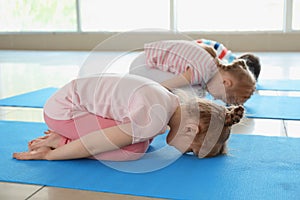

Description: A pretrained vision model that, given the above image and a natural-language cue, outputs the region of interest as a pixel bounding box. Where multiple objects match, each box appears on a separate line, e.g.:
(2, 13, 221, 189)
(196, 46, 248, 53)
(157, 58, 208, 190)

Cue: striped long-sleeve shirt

(144, 40, 218, 87)
(195, 39, 236, 64)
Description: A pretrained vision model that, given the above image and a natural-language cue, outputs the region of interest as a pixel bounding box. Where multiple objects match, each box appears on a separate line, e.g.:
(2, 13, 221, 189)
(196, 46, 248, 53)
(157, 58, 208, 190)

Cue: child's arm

(13, 123, 133, 160)
(160, 67, 192, 90)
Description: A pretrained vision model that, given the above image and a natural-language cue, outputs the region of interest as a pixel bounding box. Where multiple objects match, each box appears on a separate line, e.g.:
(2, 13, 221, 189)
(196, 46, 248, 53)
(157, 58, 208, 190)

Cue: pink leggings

(44, 113, 150, 161)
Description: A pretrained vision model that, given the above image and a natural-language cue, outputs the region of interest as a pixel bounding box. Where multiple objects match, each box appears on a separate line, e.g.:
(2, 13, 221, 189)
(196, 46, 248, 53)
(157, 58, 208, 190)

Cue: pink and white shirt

(44, 74, 179, 144)
(144, 40, 218, 87)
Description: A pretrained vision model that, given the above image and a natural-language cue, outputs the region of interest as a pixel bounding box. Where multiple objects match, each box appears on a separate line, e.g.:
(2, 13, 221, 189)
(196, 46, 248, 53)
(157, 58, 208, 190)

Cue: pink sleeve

(130, 104, 169, 143)
(127, 84, 179, 144)
(189, 58, 218, 86)
(144, 40, 218, 86)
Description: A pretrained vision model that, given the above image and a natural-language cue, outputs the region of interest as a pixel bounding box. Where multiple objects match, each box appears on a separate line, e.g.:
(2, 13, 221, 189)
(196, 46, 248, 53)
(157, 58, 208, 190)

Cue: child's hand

(13, 146, 52, 160)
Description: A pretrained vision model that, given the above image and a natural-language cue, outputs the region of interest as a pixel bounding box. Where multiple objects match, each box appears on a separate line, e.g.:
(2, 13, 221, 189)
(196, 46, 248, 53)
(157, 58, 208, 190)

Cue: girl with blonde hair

(130, 40, 256, 105)
(13, 74, 244, 161)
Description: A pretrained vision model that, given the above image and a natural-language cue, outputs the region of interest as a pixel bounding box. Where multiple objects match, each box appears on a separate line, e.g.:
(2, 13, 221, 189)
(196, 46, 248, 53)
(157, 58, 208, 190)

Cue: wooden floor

(0, 50, 300, 199)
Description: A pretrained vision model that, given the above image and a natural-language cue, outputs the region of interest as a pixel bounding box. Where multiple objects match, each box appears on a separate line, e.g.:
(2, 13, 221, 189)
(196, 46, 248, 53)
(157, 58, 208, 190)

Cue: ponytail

(225, 105, 244, 126)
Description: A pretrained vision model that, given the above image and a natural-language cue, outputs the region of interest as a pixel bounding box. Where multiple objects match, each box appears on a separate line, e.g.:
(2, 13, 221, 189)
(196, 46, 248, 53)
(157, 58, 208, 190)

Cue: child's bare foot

(14, 146, 52, 160)
(28, 130, 64, 151)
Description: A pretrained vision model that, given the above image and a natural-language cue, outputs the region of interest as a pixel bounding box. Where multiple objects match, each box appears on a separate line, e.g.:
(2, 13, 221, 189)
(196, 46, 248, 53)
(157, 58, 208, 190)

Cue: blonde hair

(200, 44, 217, 58)
(218, 59, 256, 90)
(202, 44, 255, 85)
(185, 98, 244, 158)
(201, 44, 256, 103)
(219, 59, 256, 104)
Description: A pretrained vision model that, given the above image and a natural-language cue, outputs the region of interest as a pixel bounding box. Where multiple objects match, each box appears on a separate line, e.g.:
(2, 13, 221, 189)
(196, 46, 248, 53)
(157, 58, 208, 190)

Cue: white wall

(1, 32, 299, 51)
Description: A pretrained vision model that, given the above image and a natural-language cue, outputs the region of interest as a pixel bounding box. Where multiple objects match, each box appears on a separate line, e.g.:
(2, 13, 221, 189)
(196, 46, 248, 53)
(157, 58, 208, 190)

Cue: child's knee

(120, 141, 150, 161)
(122, 140, 149, 153)
(92, 140, 150, 161)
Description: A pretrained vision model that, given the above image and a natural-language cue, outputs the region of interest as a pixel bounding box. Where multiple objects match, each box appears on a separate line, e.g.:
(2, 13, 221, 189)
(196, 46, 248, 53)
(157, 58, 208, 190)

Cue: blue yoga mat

(244, 94, 300, 120)
(257, 79, 300, 91)
(1, 120, 300, 199)
(206, 93, 300, 120)
(1, 88, 300, 120)
(0, 87, 57, 108)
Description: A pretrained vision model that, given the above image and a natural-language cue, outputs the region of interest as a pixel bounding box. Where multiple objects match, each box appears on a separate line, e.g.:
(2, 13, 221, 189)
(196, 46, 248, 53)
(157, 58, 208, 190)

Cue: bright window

(177, 0, 285, 31)
(80, 0, 170, 31)
(293, 0, 300, 30)
(0, 0, 77, 32)
(0, 0, 299, 33)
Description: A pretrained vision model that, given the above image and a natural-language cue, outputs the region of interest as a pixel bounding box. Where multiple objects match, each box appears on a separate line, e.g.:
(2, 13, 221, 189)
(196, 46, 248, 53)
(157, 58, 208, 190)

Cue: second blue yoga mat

(1, 88, 300, 120)
(257, 79, 300, 91)
(1, 120, 300, 199)
(206, 93, 300, 120)
(0, 87, 57, 108)
(244, 94, 300, 120)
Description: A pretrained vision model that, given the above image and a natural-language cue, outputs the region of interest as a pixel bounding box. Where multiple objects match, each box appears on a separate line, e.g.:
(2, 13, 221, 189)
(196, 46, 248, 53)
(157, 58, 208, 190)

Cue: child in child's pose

(196, 38, 261, 80)
(130, 40, 256, 105)
(13, 74, 244, 161)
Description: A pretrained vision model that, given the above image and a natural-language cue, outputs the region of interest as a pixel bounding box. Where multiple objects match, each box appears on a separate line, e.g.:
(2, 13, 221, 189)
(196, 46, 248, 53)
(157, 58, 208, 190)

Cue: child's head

(207, 59, 256, 105)
(199, 44, 256, 105)
(238, 53, 261, 81)
(219, 59, 256, 104)
(200, 43, 261, 81)
(167, 98, 244, 158)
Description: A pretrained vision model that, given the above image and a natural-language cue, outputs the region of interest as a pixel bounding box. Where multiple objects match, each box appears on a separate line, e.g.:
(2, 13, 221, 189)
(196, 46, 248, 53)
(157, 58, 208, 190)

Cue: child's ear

(184, 124, 199, 135)
(223, 78, 233, 88)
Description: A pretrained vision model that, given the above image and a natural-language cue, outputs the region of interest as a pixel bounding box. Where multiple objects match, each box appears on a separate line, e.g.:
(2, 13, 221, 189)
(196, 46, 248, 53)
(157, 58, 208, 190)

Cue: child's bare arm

(13, 123, 133, 160)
